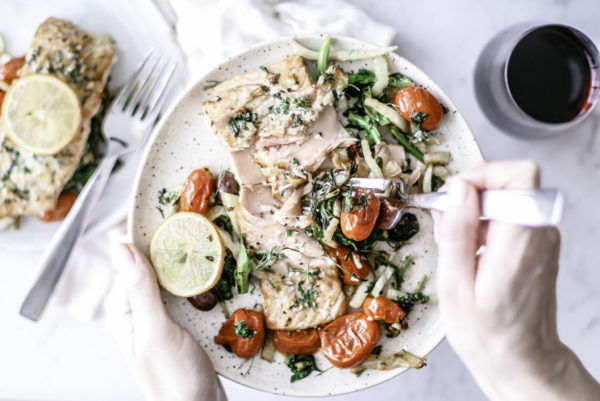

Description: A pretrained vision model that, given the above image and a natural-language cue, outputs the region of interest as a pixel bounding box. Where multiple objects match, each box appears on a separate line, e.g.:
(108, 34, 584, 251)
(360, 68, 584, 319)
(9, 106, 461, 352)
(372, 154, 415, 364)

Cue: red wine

(506, 25, 593, 123)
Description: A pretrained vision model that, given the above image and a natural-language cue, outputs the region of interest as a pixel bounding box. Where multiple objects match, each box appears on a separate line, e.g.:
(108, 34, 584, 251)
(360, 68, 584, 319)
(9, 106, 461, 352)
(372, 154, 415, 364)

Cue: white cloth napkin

(54, 0, 395, 323)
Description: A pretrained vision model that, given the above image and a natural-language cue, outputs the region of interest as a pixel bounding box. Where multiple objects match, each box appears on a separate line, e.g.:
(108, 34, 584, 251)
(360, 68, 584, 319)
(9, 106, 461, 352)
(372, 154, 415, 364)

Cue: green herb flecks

(391, 255, 412, 290)
(203, 80, 222, 90)
(396, 275, 429, 315)
(253, 247, 286, 273)
(410, 111, 429, 130)
(287, 354, 321, 382)
(228, 110, 257, 137)
(302, 171, 342, 246)
(293, 280, 319, 310)
(234, 320, 256, 338)
(156, 187, 181, 218)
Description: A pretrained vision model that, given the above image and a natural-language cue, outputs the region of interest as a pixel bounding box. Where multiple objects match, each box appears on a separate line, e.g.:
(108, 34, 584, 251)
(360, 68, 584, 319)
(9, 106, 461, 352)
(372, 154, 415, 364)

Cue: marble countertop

(2, 0, 600, 400)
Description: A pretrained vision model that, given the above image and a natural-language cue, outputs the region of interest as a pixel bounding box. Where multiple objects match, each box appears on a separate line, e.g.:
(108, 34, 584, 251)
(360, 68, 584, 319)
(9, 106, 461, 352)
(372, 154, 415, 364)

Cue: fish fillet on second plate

(0, 18, 115, 217)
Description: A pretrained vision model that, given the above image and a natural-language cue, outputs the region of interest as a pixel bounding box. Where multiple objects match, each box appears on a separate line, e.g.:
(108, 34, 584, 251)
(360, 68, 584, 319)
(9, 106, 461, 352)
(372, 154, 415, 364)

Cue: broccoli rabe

(213, 249, 236, 301)
(287, 354, 321, 382)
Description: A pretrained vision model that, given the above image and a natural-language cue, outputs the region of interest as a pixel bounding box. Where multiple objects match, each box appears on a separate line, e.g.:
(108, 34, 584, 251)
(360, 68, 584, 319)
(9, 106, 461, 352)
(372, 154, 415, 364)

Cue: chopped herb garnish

(287, 354, 321, 382)
(203, 80, 222, 90)
(410, 111, 429, 130)
(253, 247, 285, 272)
(228, 110, 256, 137)
(293, 280, 318, 309)
(396, 275, 429, 315)
(234, 320, 256, 338)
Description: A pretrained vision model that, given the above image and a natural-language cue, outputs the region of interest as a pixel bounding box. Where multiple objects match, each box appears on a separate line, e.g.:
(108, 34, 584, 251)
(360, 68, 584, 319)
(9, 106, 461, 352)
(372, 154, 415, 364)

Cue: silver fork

(19, 53, 177, 321)
(349, 177, 564, 228)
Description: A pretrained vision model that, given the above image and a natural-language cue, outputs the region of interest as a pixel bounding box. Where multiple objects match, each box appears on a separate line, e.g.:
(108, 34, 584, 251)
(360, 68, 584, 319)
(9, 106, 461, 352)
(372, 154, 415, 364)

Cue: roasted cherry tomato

(319, 312, 380, 368)
(180, 168, 213, 214)
(394, 86, 443, 131)
(363, 296, 406, 324)
(0, 91, 5, 114)
(273, 328, 321, 355)
(0, 56, 25, 84)
(325, 245, 370, 285)
(340, 188, 380, 242)
(214, 308, 265, 359)
(38, 191, 77, 222)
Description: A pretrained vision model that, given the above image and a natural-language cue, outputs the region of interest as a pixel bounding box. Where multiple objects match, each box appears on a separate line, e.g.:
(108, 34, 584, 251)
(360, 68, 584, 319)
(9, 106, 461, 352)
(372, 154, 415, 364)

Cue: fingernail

(449, 179, 468, 206)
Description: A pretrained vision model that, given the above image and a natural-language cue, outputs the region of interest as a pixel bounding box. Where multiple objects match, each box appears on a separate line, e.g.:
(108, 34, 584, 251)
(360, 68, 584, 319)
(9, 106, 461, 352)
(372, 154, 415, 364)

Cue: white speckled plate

(0, 0, 185, 251)
(129, 35, 483, 397)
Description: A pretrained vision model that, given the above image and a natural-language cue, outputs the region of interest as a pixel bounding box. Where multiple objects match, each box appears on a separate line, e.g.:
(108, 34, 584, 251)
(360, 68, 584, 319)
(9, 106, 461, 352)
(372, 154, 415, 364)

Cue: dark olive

(218, 171, 240, 196)
(188, 290, 218, 311)
(375, 197, 405, 229)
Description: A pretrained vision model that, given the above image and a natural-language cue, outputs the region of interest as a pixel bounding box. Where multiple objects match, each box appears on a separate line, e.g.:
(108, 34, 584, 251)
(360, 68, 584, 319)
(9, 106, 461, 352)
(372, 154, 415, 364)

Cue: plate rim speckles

(128, 34, 483, 396)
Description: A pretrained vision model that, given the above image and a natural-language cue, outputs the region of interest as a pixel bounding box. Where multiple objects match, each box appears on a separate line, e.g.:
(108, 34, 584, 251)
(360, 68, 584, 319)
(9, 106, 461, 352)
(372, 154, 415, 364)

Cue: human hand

(106, 243, 227, 401)
(433, 161, 599, 401)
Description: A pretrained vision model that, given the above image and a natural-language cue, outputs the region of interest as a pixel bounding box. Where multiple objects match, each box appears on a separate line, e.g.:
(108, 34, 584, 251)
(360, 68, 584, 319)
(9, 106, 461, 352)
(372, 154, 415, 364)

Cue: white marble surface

(2, 0, 600, 400)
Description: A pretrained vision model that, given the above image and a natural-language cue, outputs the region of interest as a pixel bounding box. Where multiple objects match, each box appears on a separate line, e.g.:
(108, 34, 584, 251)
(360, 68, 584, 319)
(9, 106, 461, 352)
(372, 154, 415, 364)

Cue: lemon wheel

(150, 212, 225, 297)
(2, 74, 81, 155)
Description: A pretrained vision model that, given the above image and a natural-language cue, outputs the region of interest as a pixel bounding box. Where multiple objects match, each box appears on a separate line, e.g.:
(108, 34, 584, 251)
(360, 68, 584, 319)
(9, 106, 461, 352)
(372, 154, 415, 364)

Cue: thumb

(115, 243, 170, 330)
(436, 179, 479, 309)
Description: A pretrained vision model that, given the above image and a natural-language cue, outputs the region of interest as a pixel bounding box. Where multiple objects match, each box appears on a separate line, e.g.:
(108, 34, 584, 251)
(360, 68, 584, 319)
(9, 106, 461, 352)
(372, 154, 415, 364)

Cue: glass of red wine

(475, 23, 600, 138)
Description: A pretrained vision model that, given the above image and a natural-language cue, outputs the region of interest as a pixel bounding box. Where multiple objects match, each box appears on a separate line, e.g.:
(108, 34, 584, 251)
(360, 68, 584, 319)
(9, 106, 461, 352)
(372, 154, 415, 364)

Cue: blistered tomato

(0, 56, 25, 84)
(319, 312, 379, 368)
(363, 296, 406, 324)
(38, 191, 77, 222)
(394, 86, 443, 131)
(273, 328, 321, 355)
(214, 309, 265, 359)
(340, 188, 380, 242)
(180, 168, 213, 214)
(325, 245, 370, 285)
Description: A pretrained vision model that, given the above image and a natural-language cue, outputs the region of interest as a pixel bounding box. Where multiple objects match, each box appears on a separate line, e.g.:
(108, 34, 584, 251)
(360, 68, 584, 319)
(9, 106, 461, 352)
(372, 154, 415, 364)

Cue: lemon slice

(2, 74, 81, 155)
(150, 212, 225, 297)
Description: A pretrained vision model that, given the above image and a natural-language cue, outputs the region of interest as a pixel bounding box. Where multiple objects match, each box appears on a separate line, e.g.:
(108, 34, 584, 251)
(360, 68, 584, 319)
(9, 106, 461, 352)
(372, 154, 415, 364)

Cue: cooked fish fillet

(0, 17, 115, 217)
(203, 57, 348, 200)
(203, 56, 355, 330)
(239, 186, 346, 330)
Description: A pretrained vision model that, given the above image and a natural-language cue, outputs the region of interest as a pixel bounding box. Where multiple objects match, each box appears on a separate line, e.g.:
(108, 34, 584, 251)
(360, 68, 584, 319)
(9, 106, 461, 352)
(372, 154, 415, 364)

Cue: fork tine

(113, 51, 153, 109)
(137, 57, 169, 118)
(125, 54, 161, 115)
(142, 61, 177, 122)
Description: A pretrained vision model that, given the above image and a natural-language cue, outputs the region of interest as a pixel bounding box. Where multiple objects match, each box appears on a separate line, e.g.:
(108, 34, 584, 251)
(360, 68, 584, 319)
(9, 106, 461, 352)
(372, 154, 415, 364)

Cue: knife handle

(406, 189, 564, 227)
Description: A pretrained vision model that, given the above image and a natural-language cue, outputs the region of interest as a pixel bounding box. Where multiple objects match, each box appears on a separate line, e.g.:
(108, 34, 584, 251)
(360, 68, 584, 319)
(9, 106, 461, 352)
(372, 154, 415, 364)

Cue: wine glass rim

(502, 23, 600, 127)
